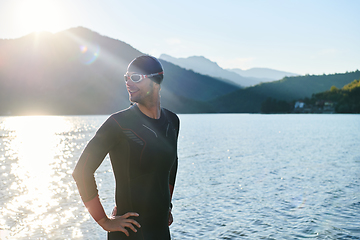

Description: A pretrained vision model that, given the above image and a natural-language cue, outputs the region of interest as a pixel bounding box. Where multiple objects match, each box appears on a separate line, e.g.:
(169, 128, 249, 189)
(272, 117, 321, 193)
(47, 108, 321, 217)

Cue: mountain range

(0, 27, 238, 115)
(159, 54, 298, 87)
(0, 27, 359, 115)
(228, 67, 298, 80)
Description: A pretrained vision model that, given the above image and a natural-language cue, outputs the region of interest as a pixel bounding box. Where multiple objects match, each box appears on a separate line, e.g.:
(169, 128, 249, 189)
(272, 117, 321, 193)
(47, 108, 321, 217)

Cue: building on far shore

(293, 100, 335, 113)
(294, 101, 305, 109)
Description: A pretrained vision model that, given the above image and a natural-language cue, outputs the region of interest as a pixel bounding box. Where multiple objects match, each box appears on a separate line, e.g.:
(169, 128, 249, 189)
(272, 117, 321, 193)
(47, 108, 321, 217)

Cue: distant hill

(295, 79, 360, 113)
(210, 71, 360, 113)
(0, 27, 239, 115)
(159, 60, 238, 102)
(228, 67, 298, 80)
(159, 54, 298, 86)
(159, 54, 270, 87)
(0, 27, 142, 115)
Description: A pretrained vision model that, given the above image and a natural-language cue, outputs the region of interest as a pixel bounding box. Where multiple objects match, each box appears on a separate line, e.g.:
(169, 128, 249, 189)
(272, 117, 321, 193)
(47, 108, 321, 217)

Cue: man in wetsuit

(72, 55, 179, 239)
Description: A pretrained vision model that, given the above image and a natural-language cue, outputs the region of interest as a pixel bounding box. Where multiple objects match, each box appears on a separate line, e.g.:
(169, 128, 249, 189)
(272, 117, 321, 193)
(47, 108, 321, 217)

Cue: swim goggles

(124, 71, 163, 83)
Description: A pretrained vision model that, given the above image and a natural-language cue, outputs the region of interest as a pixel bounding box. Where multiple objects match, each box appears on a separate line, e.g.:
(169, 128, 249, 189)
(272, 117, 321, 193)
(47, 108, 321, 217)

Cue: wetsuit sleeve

(169, 115, 180, 208)
(169, 157, 178, 206)
(72, 116, 120, 221)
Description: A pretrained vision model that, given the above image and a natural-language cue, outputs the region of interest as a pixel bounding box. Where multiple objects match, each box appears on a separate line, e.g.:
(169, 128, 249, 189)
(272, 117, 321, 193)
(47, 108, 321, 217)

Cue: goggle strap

(145, 71, 164, 78)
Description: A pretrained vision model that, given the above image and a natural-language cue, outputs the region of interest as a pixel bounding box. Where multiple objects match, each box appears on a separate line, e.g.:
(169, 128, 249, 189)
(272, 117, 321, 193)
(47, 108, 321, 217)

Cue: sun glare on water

(0, 116, 86, 238)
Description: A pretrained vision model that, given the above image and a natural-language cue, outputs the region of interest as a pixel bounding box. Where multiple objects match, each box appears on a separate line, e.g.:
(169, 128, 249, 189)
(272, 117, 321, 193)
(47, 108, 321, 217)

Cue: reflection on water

(171, 114, 360, 239)
(0, 116, 102, 239)
(1, 114, 359, 239)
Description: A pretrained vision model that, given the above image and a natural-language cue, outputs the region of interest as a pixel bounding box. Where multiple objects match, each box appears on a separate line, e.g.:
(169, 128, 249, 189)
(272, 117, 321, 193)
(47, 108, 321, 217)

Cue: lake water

(0, 114, 359, 239)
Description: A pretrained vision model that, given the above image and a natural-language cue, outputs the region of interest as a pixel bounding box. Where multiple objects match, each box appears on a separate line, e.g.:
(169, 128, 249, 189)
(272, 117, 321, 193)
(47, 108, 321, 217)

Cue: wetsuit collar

(132, 104, 166, 126)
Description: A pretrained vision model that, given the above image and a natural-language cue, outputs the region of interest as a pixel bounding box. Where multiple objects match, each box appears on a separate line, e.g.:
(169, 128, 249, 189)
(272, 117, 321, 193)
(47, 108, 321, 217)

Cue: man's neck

(136, 101, 161, 119)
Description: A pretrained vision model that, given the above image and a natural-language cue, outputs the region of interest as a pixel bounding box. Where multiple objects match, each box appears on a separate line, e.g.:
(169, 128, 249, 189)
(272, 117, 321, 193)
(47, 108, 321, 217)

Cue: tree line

(261, 79, 360, 114)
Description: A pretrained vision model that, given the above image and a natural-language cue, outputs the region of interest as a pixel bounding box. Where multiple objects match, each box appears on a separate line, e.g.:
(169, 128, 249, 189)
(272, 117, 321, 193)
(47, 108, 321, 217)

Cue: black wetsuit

(73, 105, 179, 240)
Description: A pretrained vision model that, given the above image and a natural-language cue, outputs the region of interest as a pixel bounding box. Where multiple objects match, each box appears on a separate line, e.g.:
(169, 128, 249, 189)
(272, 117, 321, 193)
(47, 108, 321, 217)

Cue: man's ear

(154, 82, 161, 91)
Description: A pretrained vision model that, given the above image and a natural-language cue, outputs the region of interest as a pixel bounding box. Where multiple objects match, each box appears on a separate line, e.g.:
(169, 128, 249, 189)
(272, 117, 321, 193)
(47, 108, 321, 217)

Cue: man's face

(125, 72, 155, 104)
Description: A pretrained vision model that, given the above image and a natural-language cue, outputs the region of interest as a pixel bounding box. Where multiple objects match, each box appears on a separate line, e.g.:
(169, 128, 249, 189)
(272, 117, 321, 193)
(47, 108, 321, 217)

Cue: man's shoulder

(163, 108, 178, 117)
(108, 105, 138, 126)
(163, 108, 180, 125)
(111, 105, 135, 117)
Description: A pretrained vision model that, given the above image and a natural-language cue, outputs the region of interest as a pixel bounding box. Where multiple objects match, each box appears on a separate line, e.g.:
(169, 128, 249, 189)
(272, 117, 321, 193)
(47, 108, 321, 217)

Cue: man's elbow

(72, 167, 80, 182)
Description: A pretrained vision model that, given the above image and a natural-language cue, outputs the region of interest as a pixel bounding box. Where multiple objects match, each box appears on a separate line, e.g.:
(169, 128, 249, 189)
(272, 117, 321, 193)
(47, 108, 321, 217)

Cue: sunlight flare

(13, 0, 65, 33)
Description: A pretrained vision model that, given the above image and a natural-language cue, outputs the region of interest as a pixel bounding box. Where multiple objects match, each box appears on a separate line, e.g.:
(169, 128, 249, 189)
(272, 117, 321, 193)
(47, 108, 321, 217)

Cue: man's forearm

(83, 195, 107, 222)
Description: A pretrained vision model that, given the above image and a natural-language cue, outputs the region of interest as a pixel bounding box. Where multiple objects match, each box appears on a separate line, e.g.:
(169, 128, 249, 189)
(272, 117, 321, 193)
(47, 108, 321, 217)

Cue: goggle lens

(131, 75, 141, 82)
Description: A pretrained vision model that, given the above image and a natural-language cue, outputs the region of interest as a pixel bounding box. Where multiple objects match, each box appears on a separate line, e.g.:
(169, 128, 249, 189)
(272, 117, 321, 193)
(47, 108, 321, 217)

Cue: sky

(0, 0, 359, 75)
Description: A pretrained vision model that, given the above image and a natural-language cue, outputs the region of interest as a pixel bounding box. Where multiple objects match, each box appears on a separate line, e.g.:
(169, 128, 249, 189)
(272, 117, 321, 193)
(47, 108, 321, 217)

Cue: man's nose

(126, 79, 135, 87)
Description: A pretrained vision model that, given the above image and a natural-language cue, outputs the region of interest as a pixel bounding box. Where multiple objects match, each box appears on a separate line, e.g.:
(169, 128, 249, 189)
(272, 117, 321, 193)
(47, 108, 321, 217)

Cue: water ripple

(1, 114, 359, 239)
